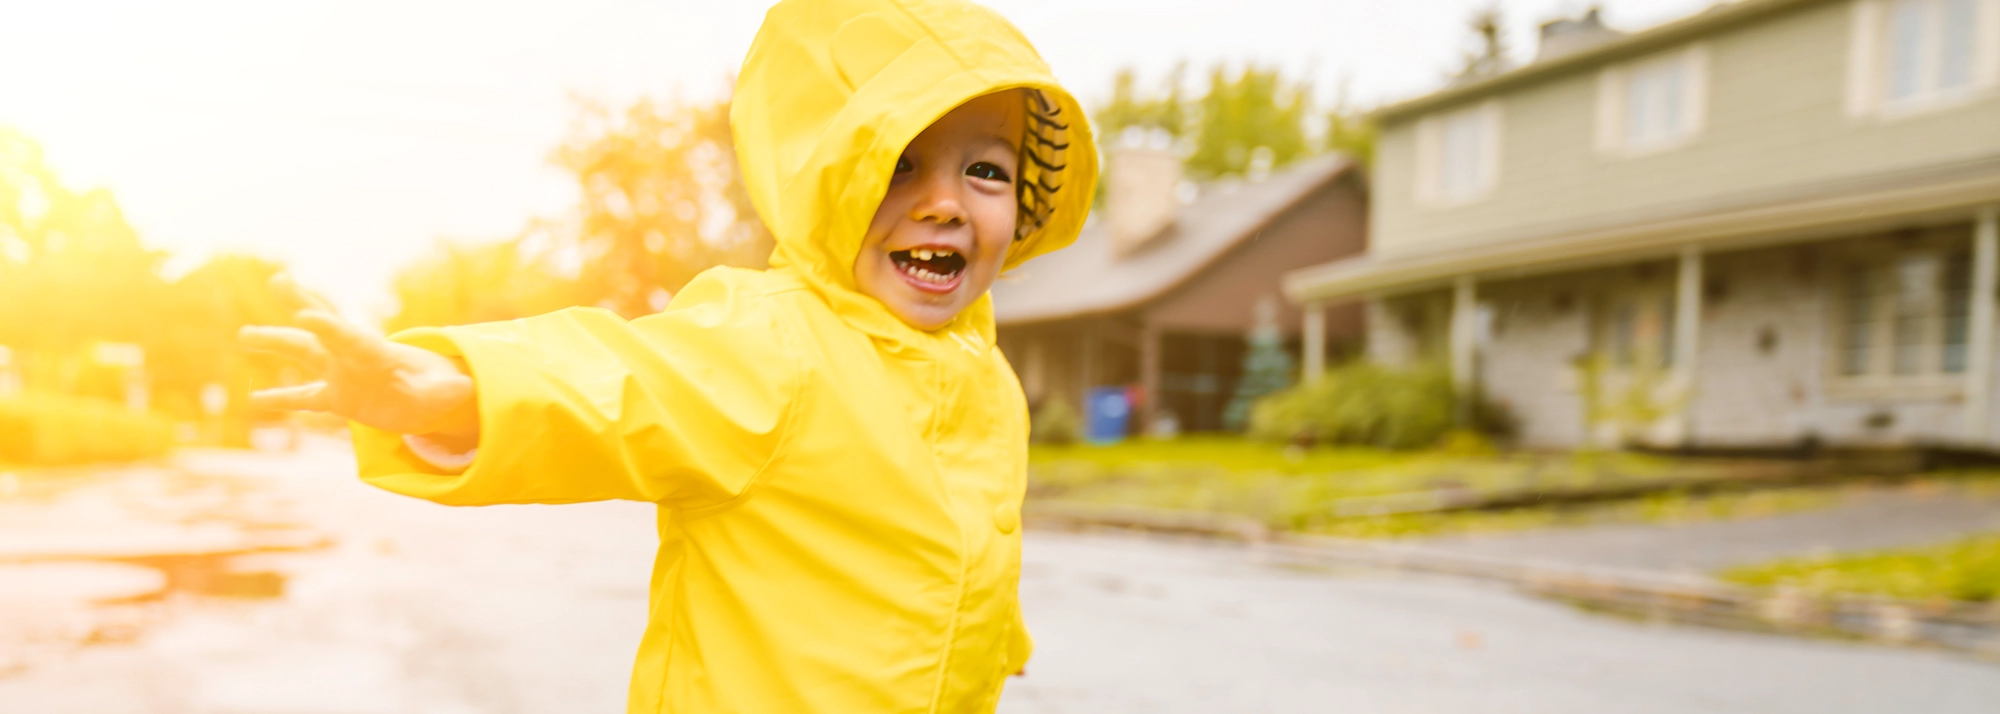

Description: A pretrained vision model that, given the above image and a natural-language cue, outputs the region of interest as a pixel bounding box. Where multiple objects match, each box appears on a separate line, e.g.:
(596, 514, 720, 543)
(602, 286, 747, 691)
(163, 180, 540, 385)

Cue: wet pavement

(3, 442, 1997, 712)
(0, 441, 655, 713)
(1000, 532, 2000, 714)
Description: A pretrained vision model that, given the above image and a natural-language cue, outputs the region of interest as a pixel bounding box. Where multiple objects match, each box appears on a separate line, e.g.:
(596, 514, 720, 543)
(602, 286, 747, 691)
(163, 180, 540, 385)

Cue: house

(993, 134, 1368, 433)
(1283, 0, 2000, 450)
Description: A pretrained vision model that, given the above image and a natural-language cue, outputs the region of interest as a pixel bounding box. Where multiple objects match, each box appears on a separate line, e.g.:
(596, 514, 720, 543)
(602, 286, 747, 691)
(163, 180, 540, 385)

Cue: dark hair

(1015, 89, 1070, 242)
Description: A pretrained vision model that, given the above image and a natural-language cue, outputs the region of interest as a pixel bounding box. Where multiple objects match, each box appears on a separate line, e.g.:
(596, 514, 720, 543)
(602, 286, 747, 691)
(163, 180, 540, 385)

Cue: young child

(239, 0, 1096, 711)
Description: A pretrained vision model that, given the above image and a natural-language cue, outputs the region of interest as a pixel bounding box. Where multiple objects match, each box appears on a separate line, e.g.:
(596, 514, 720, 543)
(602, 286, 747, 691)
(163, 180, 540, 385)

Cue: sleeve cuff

(402, 433, 477, 473)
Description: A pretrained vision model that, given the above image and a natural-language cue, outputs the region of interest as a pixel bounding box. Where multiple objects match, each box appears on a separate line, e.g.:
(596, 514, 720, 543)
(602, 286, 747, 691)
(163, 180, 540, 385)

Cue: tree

(1223, 296, 1294, 432)
(1094, 64, 1189, 139)
(383, 233, 583, 333)
(1095, 62, 1314, 182)
(1186, 63, 1311, 180)
(386, 92, 772, 330)
(1323, 78, 1378, 168)
(1454, 5, 1513, 81)
(385, 93, 770, 328)
(153, 254, 298, 443)
(0, 128, 168, 391)
(553, 95, 771, 318)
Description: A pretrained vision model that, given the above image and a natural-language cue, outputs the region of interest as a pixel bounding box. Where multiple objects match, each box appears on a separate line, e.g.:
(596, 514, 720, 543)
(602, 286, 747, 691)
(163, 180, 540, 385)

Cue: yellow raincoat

(349, 1, 1097, 711)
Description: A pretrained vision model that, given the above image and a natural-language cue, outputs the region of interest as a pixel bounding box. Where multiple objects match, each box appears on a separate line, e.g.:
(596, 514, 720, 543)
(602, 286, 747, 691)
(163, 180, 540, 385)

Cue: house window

(1597, 46, 1709, 155)
(1849, 0, 2000, 115)
(1837, 251, 1970, 378)
(1415, 101, 1502, 205)
(1595, 292, 1676, 370)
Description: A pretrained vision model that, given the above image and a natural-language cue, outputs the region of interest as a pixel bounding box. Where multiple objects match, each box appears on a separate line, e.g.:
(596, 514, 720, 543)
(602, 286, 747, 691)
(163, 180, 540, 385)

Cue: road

(2, 444, 1995, 713)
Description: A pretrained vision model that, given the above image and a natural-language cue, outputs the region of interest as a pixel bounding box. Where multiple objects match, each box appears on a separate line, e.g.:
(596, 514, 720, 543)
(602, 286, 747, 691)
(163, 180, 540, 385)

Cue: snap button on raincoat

(348, 1, 1097, 711)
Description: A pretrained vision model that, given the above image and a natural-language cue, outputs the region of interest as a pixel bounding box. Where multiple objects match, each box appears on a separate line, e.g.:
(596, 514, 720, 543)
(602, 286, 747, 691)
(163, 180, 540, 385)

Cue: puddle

(109, 552, 295, 601)
(0, 461, 330, 680)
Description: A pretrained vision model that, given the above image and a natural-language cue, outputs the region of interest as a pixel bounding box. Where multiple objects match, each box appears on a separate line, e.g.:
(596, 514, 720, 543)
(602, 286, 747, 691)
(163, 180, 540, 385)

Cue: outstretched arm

(241, 270, 797, 508)
(239, 276, 481, 451)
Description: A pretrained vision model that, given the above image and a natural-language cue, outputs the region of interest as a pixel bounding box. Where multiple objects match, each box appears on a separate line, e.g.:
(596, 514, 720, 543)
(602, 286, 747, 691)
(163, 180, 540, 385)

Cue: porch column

(1449, 275, 1478, 391)
(1075, 325, 1095, 412)
(1965, 205, 2000, 444)
(1302, 301, 1327, 384)
(1674, 244, 1704, 445)
(1139, 323, 1162, 430)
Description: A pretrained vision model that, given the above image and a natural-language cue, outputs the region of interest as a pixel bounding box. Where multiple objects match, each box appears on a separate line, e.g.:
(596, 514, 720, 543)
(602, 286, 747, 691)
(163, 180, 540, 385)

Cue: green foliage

(0, 128, 168, 355)
(1186, 64, 1311, 180)
(1028, 436, 1833, 539)
(554, 96, 771, 318)
(1222, 304, 1293, 432)
(384, 238, 585, 333)
(1094, 62, 1314, 183)
(1722, 533, 2000, 602)
(1094, 65, 1189, 139)
(1030, 397, 1083, 445)
(0, 129, 297, 441)
(1322, 107, 1377, 168)
(0, 394, 173, 465)
(1247, 362, 1460, 449)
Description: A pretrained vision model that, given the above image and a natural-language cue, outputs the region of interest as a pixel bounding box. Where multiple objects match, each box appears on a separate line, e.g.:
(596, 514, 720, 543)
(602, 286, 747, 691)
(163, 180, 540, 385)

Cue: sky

(1, 0, 1711, 317)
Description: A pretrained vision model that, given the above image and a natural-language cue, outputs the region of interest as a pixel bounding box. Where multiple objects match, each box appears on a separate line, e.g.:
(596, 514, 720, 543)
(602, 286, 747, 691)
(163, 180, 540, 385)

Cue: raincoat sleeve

(1008, 608, 1034, 672)
(349, 273, 799, 508)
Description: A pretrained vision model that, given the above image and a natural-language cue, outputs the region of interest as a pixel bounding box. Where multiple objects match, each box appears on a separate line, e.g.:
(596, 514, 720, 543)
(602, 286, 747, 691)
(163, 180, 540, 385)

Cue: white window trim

(1413, 100, 1503, 208)
(1846, 0, 2000, 120)
(1824, 242, 1974, 399)
(1596, 44, 1710, 157)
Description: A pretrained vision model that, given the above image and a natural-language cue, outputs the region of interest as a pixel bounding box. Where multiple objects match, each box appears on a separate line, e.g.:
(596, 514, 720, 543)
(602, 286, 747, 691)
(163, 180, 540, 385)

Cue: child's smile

(854, 90, 1025, 331)
(888, 246, 969, 293)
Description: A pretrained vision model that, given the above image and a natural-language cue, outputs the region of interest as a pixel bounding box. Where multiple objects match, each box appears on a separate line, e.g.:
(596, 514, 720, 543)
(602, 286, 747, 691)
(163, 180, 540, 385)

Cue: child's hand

(239, 276, 479, 446)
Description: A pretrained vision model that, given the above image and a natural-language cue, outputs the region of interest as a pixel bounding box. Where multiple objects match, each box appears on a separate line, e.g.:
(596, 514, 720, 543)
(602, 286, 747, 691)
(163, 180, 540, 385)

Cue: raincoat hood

(732, 0, 1097, 339)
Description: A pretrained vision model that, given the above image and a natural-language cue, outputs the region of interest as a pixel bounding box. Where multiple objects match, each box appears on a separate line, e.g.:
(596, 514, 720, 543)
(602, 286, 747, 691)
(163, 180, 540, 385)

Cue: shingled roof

(992, 153, 1356, 325)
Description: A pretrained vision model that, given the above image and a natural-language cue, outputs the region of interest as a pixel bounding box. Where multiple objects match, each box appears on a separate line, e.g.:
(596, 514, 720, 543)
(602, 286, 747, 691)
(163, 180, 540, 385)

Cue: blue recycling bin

(1085, 386, 1130, 444)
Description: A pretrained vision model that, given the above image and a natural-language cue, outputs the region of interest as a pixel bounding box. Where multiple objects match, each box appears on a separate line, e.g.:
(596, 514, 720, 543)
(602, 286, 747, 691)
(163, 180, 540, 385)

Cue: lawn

(1720, 532, 2000, 602)
(1027, 436, 1853, 539)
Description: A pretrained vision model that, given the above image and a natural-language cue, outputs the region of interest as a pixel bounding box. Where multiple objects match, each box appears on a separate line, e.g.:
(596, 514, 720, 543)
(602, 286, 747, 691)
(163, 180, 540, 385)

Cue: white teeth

(904, 248, 956, 261)
(900, 262, 954, 285)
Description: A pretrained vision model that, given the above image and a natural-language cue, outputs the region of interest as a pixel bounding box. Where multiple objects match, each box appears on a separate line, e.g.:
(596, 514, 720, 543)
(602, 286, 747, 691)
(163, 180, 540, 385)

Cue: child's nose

(909, 171, 968, 226)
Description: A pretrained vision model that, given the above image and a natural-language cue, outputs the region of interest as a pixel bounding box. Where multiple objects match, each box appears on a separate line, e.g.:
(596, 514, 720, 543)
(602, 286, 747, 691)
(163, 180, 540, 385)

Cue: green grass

(1026, 436, 1912, 540)
(1721, 532, 2000, 602)
(1302, 486, 1845, 539)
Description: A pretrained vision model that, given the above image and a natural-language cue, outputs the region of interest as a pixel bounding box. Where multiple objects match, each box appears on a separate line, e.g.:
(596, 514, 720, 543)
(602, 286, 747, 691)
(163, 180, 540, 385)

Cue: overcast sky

(1, 0, 1710, 316)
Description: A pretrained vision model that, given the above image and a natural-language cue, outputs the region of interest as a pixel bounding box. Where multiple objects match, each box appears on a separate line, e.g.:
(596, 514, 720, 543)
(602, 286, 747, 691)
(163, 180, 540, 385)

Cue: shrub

(1030, 397, 1083, 445)
(0, 394, 174, 465)
(1247, 362, 1512, 450)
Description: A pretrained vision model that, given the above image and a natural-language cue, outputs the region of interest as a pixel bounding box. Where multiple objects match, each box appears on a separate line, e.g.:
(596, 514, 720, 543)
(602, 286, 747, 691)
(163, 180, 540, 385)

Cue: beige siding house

(1285, 0, 2000, 449)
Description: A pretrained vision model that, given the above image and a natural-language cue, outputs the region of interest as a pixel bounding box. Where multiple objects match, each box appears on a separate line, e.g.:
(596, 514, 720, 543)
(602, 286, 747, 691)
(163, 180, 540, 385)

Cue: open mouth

(889, 247, 967, 291)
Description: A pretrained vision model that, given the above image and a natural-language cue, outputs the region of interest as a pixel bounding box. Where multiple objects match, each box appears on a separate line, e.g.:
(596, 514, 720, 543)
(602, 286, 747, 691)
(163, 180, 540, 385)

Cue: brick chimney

(1107, 126, 1182, 256)
(1536, 7, 1624, 62)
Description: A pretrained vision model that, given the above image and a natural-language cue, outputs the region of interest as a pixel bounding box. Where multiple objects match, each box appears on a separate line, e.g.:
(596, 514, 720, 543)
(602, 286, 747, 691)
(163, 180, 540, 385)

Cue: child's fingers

(248, 382, 332, 413)
(238, 325, 331, 370)
(295, 310, 383, 361)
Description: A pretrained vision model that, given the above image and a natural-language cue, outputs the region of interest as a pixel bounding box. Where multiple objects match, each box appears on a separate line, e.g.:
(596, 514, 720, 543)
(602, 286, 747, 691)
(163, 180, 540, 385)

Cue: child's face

(853, 91, 1023, 332)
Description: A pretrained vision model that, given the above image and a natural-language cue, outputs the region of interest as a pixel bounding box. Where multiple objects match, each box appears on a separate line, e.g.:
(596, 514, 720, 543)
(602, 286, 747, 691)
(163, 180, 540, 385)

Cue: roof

(1375, 0, 1822, 123)
(1283, 154, 2000, 303)
(993, 154, 1356, 325)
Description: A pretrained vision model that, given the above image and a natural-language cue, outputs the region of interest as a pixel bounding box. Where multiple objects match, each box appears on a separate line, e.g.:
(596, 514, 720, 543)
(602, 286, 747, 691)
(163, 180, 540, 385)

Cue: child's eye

(966, 161, 1011, 183)
(894, 155, 914, 174)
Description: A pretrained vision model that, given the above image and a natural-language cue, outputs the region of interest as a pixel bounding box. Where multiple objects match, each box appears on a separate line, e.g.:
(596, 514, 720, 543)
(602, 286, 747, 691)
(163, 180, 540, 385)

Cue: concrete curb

(1025, 505, 2000, 658)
